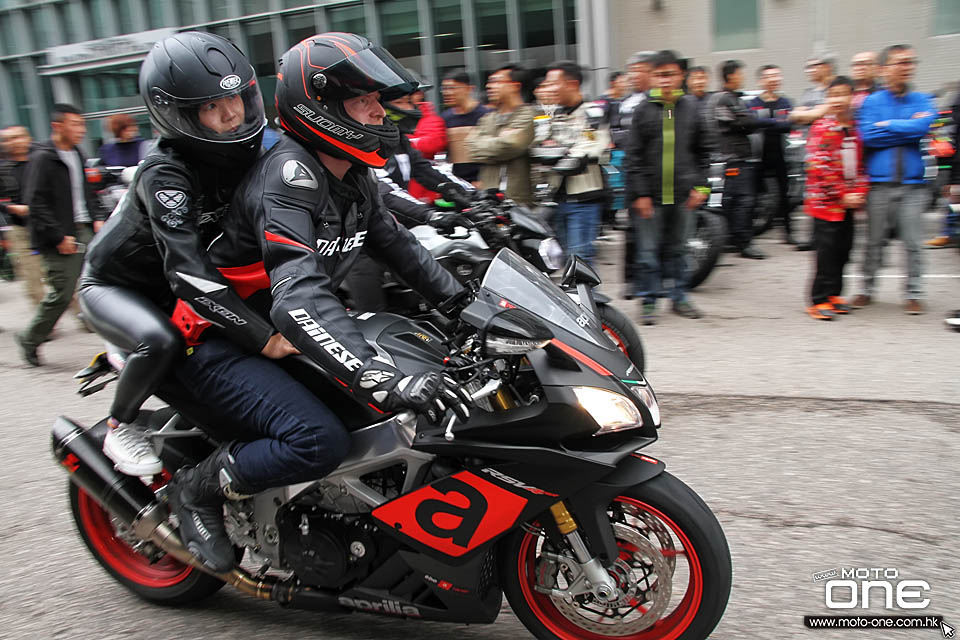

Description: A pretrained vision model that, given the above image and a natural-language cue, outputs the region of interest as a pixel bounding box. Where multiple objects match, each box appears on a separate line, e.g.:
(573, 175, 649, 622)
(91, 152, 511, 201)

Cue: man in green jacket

(626, 50, 711, 324)
(467, 64, 535, 206)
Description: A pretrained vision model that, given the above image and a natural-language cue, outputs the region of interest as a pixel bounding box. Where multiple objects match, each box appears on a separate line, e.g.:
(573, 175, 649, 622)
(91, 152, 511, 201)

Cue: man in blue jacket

(853, 44, 935, 315)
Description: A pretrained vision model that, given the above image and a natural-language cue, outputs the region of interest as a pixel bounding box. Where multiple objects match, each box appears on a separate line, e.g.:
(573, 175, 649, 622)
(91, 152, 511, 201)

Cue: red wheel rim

(76, 474, 194, 588)
(602, 323, 629, 358)
(517, 496, 704, 640)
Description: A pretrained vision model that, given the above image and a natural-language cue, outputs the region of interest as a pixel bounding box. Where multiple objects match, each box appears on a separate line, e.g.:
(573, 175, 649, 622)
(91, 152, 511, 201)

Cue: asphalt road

(1, 214, 958, 639)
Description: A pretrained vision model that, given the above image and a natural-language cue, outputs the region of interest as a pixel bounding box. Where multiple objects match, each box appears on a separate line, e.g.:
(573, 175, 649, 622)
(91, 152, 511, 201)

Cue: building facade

(2, 0, 958, 153)
(0, 0, 578, 153)
(594, 0, 960, 104)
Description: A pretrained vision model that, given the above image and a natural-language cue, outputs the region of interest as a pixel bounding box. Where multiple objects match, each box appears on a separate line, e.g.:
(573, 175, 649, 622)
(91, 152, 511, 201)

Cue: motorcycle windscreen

(480, 249, 612, 348)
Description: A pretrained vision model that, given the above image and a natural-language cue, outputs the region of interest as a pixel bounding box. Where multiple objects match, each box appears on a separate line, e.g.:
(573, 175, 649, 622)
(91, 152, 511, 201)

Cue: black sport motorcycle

(53, 249, 731, 639)
(345, 189, 646, 373)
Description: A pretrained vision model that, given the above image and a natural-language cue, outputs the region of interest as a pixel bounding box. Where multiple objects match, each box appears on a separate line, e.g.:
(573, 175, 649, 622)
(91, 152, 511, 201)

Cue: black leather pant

(78, 270, 184, 424)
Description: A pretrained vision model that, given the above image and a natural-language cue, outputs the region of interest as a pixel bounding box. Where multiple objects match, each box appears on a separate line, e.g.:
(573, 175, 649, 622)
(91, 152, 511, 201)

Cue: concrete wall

(608, 0, 960, 104)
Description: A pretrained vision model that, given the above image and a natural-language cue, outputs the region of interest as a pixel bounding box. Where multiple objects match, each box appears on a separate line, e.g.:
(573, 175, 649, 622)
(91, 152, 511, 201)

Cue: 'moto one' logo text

(825, 568, 930, 610)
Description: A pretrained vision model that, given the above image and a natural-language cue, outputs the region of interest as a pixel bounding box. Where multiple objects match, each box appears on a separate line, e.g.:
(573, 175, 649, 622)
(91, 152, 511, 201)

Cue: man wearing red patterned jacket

(805, 76, 869, 320)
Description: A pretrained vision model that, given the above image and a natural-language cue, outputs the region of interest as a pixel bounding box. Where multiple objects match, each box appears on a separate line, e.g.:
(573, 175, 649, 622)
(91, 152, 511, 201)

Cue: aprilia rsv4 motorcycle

(53, 249, 731, 639)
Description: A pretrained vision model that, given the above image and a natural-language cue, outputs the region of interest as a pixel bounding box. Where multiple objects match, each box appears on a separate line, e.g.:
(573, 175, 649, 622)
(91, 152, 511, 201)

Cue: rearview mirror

(560, 256, 601, 288)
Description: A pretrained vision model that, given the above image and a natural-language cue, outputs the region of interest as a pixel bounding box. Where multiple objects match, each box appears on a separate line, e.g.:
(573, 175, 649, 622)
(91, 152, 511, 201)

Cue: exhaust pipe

(51, 416, 345, 610)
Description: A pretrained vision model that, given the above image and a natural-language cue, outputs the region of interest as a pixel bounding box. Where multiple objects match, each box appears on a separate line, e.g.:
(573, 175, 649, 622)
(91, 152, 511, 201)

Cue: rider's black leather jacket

(206, 134, 463, 378)
(83, 142, 275, 353)
(375, 134, 470, 227)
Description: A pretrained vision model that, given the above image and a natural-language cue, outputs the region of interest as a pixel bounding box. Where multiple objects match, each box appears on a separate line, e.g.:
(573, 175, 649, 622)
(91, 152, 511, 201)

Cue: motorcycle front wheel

(501, 472, 732, 640)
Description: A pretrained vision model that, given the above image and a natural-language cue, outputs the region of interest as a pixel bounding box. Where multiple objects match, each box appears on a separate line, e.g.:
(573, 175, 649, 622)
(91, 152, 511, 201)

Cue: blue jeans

(634, 204, 693, 304)
(555, 200, 602, 265)
(173, 338, 351, 492)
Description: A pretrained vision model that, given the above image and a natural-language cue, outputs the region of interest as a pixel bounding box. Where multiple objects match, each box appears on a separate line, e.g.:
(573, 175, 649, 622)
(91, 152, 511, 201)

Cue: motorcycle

(345, 187, 646, 373)
(53, 249, 732, 639)
(85, 161, 136, 215)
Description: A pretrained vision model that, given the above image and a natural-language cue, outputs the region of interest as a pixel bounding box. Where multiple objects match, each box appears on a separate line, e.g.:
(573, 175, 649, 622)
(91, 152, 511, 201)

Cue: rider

(345, 83, 473, 312)
(166, 33, 472, 572)
(78, 32, 294, 476)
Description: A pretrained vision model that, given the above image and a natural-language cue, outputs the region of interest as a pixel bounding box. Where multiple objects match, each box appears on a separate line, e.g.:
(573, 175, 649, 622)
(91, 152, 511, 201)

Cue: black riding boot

(168, 445, 249, 573)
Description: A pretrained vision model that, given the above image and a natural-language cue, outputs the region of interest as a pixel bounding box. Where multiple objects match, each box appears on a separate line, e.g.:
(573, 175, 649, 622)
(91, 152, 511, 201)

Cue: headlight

(573, 387, 642, 434)
(538, 238, 564, 271)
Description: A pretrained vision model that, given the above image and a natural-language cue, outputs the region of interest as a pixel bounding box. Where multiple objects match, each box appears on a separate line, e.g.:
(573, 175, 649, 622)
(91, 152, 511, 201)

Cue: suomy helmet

(275, 32, 418, 167)
(139, 31, 266, 170)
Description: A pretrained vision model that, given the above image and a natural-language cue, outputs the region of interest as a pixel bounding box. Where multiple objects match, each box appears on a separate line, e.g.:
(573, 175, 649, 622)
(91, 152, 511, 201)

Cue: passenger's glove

(354, 362, 472, 425)
(429, 211, 472, 234)
(553, 155, 588, 176)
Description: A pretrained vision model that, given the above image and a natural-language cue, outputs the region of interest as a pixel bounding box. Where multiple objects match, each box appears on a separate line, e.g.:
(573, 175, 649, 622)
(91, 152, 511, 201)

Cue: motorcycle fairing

(371, 470, 535, 561)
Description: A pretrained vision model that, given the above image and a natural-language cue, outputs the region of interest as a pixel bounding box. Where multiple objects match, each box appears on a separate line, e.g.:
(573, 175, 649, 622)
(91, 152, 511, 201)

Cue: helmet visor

(149, 79, 266, 144)
(313, 45, 419, 102)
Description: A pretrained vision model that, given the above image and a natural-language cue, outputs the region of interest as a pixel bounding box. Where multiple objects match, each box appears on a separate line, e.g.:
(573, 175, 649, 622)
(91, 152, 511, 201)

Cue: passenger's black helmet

(140, 31, 266, 170)
(275, 32, 418, 168)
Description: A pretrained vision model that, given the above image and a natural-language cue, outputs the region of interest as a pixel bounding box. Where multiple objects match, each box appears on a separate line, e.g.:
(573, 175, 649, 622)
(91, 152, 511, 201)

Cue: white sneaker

(103, 424, 162, 476)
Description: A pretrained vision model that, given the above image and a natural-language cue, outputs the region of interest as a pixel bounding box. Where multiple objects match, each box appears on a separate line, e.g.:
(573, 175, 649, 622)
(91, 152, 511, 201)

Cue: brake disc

(549, 522, 673, 636)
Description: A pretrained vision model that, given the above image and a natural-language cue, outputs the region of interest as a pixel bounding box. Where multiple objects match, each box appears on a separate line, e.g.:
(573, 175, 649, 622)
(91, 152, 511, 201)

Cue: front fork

(544, 501, 620, 603)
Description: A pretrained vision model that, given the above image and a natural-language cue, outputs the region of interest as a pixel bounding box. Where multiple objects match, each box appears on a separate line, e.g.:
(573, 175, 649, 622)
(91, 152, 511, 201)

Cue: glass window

(244, 19, 275, 77)
(8, 65, 34, 127)
(714, 0, 759, 51)
(283, 0, 311, 8)
(564, 0, 577, 48)
(176, 0, 198, 26)
(328, 3, 365, 35)
(90, 0, 115, 39)
(476, 0, 507, 51)
(76, 63, 142, 113)
(431, 0, 465, 100)
(146, 0, 169, 28)
(934, 0, 960, 35)
(55, 4, 79, 44)
(521, 0, 553, 49)
(208, 23, 233, 40)
(243, 19, 277, 123)
(0, 15, 17, 55)
(241, 0, 269, 17)
(209, 0, 232, 22)
(432, 0, 463, 54)
(117, 0, 135, 35)
(27, 7, 55, 50)
(286, 11, 317, 45)
(379, 0, 420, 60)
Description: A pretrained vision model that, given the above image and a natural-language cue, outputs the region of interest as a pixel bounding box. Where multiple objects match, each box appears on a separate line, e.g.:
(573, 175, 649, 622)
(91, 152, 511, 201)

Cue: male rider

(166, 33, 472, 573)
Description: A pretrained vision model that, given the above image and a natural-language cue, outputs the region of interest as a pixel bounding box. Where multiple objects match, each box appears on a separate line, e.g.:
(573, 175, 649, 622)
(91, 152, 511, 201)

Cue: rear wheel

(69, 472, 226, 604)
(502, 472, 731, 640)
(598, 304, 645, 374)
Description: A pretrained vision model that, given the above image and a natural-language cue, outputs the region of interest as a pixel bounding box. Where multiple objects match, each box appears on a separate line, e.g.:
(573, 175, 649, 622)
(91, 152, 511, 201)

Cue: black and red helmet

(275, 33, 418, 168)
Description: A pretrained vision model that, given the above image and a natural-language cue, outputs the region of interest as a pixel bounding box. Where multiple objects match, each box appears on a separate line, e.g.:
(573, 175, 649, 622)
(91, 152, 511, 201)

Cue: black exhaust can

(51, 416, 157, 526)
